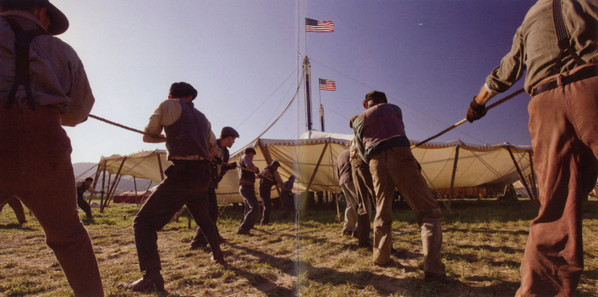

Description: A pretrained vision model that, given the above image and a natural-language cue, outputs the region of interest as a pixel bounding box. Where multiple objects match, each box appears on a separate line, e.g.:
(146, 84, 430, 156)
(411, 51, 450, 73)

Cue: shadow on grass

(0, 223, 35, 230)
(226, 242, 296, 296)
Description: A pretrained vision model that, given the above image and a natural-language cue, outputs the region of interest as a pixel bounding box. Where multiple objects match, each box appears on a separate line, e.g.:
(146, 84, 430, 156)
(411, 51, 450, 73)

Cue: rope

(88, 114, 149, 136)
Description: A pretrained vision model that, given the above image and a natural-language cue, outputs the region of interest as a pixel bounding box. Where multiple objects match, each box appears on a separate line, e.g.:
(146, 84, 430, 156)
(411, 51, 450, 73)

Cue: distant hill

(73, 162, 155, 194)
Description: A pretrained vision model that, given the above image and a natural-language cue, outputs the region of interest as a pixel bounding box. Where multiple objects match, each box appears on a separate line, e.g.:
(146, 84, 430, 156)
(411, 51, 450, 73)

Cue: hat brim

(45, 2, 68, 35)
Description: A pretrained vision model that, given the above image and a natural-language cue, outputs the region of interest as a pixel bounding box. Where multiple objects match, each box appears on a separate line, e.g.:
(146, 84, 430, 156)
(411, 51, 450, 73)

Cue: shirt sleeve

(58, 44, 95, 127)
(352, 115, 367, 162)
(144, 100, 181, 136)
(207, 129, 218, 157)
(485, 26, 526, 93)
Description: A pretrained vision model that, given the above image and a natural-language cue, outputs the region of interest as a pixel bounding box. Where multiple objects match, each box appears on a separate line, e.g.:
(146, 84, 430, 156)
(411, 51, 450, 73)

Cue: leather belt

(531, 66, 598, 96)
(170, 155, 207, 161)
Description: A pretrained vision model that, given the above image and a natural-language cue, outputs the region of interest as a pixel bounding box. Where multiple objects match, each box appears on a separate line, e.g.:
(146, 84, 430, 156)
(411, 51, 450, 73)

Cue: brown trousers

(517, 64, 598, 297)
(369, 146, 444, 274)
(0, 197, 26, 224)
(351, 157, 375, 245)
(0, 107, 103, 297)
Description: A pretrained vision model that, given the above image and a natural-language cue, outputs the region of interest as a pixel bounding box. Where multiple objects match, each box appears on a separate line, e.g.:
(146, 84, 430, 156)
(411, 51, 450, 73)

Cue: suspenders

(552, 0, 586, 68)
(1, 16, 49, 110)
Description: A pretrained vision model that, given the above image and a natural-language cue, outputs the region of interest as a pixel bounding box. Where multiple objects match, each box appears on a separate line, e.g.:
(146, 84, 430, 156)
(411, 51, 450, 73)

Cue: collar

(1, 10, 47, 32)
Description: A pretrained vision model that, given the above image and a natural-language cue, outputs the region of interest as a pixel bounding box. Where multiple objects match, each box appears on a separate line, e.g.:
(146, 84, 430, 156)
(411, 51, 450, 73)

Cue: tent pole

(447, 145, 459, 215)
(106, 157, 126, 209)
(133, 177, 138, 204)
(506, 146, 539, 207)
(87, 163, 103, 204)
(329, 138, 342, 222)
(156, 151, 165, 181)
(528, 151, 539, 203)
(99, 159, 107, 212)
(305, 142, 329, 194)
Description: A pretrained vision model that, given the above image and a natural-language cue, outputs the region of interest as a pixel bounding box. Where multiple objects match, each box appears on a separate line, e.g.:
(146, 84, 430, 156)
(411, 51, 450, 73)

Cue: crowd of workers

(0, 0, 596, 296)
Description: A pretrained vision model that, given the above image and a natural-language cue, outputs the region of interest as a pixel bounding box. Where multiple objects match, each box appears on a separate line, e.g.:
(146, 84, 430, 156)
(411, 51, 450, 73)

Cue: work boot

(120, 270, 164, 291)
(210, 246, 225, 264)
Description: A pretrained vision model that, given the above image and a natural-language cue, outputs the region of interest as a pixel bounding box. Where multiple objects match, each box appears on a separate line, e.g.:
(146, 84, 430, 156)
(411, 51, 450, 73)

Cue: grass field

(0, 198, 597, 297)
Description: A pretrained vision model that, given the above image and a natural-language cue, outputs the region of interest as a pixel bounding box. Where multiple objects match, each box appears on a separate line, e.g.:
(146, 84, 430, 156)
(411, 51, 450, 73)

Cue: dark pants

(77, 193, 93, 218)
(0, 107, 103, 296)
(278, 191, 294, 220)
(133, 160, 222, 272)
(517, 64, 598, 297)
(190, 186, 221, 247)
(259, 184, 272, 225)
(238, 185, 258, 233)
(0, 197, 26, 224)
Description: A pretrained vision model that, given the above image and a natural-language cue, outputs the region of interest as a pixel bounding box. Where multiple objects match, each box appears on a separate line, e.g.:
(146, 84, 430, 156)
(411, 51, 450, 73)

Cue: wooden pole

(447, 145, 459, 215)
(156, 151, 165, 181)
(413, 88, 525, 148)
(506, 146, 539, 207)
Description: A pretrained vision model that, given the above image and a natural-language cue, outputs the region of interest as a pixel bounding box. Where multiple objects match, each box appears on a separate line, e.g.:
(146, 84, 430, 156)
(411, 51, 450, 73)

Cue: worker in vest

(190, 126, 239, 250)
(237, 147, 259, 234)
(466, 1, 597, 295)
(352, 90, 450, 283)
(278, 175, 296, 221)
(75, 177, 102, 219)
(258, 160, 280, 225)
(122, 82, 224, 292)
(0, 0, 103, 295)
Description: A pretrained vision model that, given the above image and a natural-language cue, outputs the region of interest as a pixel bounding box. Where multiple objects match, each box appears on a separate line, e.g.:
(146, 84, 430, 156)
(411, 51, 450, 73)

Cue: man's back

(0, 11, 94, 126)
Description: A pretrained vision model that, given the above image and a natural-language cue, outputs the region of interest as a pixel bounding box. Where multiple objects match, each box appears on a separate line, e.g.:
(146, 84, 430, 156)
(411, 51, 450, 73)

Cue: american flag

(305, 18, 334, 33)
(319, 79, 336, 91)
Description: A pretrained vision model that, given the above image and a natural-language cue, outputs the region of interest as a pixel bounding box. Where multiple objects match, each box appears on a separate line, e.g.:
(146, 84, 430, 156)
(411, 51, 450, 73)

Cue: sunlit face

(222, 136, 236, 148)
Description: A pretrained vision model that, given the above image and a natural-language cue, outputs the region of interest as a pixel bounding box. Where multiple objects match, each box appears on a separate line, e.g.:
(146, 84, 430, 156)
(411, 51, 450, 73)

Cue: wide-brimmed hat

(0, 0, 70, 35)
(40, 0, 68, 35)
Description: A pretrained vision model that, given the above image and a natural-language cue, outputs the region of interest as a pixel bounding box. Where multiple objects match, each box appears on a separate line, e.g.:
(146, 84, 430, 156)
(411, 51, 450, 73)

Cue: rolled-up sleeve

(144, 100, 181, 136)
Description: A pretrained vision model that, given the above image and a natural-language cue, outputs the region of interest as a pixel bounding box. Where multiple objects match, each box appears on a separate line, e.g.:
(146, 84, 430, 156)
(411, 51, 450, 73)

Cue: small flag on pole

(319, 78, 336, 91)
(306, 18, 334, 33)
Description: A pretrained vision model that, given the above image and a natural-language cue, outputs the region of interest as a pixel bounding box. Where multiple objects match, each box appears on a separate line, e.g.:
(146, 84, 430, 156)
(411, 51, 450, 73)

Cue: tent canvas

(215, 131, 534, 204)
(94, 131, 534, 205)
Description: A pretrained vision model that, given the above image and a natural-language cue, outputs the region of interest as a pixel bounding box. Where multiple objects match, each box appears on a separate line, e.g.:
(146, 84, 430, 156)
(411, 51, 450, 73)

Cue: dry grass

(1, 198, 597, 297)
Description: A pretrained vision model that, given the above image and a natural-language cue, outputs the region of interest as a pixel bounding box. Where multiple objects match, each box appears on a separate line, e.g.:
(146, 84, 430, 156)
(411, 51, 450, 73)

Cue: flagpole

(303, 56, 313, 131)
(318, 87, 325, 131)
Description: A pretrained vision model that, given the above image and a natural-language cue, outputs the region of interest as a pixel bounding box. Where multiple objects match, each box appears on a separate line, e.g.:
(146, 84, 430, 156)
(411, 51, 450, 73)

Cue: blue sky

(55, 0, 536, 163)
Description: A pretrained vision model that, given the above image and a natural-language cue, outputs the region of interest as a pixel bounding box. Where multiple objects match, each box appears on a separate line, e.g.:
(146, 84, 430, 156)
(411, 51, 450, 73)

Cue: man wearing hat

(123, 82, 224, 291)
(0, 0, 103, 295)
(190, 126, 239, 250)
(352, 91, 449, 283)
(258, 160, 281, 225)
(237, 147, 259, 234)
(75, 177, 103, 219)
